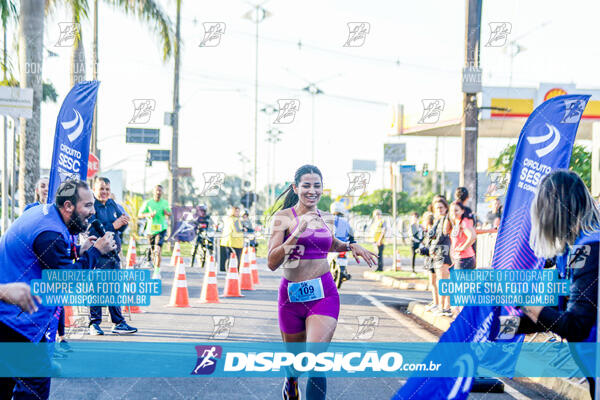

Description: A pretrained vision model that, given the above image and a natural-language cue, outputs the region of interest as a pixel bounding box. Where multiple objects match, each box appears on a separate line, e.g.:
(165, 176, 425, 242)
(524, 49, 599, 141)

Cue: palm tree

(0, 0, 17, 81)
(104, 0, 174, 61)
(45, 0, 174, 87)
(13, 0, 174, 205)
(18, 0, 45, 207)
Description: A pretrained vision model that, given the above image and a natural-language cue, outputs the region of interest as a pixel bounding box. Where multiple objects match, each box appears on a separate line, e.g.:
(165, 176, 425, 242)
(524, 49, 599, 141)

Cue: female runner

(268, 164, 378, 400)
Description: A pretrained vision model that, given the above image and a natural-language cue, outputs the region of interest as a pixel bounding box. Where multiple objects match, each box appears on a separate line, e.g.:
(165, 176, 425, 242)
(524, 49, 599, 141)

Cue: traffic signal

(422, 163, 429, 176)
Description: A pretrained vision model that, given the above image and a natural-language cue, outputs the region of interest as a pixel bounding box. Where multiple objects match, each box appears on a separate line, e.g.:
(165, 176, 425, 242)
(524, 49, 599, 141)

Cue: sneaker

(440, 309, 453, 317)
(89, 323, 104, 336)
(58, 339, 73, 352)
(424, 303, 438, 312)
(282, 377, 300, 400)
(112, 322, 138, 334)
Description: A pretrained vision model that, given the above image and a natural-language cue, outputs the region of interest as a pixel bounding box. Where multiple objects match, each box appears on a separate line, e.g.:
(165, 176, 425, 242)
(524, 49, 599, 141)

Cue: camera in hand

(91, 220, 118, 258)
(417, 246, 429, 257)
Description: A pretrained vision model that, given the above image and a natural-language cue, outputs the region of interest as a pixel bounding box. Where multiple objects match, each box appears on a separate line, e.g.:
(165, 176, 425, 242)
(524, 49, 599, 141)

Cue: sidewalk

(363, 265, 591, 400)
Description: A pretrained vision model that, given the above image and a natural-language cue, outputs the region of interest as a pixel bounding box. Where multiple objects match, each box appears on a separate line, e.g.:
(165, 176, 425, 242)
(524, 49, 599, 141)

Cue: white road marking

(360, 292, 531, 399)
(370, 292, 429, 303)
(358, 291, 437, 341)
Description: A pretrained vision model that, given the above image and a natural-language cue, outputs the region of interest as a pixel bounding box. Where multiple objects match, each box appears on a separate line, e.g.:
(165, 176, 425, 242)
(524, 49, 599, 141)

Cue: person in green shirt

(139, 185, 172, 268)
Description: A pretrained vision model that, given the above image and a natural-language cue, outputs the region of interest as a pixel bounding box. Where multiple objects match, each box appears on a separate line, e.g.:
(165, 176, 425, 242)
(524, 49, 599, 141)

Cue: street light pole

(311, 94, 315, 164)
(302, 84, 323, 165)
(244, 4, 270, 221)
(266, 127, 282, 210)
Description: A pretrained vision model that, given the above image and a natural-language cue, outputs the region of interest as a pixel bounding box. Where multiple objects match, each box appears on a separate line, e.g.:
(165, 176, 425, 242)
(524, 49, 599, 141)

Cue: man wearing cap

(0, 180, 116, 399)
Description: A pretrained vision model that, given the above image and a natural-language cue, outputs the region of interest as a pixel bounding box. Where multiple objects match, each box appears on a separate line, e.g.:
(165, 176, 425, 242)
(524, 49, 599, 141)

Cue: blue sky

(33, 0, 600, 196)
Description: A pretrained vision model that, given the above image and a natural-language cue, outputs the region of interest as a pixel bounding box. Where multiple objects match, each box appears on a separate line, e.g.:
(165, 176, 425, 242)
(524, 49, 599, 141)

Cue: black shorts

(148, 230, 167, 247)
(453, 256, 476, 270)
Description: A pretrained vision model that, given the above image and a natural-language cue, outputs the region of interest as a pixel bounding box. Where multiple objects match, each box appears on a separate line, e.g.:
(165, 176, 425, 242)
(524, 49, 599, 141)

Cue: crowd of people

(1, 166, 598, 399)
(408, 187, 481, 317)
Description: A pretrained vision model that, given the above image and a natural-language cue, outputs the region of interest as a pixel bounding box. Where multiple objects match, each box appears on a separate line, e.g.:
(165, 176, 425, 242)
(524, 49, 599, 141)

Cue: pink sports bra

(283, 207, 333, 260)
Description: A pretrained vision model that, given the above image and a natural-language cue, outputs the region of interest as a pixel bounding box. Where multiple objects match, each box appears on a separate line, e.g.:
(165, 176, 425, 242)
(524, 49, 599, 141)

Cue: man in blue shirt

(330, 202, 355, 281)
(0, 179, 116, 399)
(87, 177, 137, 335)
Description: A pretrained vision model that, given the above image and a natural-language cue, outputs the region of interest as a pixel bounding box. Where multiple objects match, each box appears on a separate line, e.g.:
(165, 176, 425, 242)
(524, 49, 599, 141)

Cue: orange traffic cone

(168, 256, 190, 307)
(124, 246, 144, 313)
(125, 239, 137, 267)
(223, 251, 243, 297)
(171, 241, 182, 267)
(250, 246, 260, 285)
(395, 251, 402, 270)
(200, 255, 220, 303)
(240, 247, 255, 290)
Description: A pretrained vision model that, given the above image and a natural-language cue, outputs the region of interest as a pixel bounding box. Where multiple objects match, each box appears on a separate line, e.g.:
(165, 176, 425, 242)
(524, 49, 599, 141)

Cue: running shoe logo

(200, 172, 225, 196)
(199, 22, 226, 47)
(353, 315, 379, 340)
(526, 123, 560, 157)
(282, 245, 304, 269)
(448, 354, 474, 399)
(55, 22, 81, 47)
(345, 172, 370, 197)
(210, 316, 234, 340)
(484, 22, 512, 47)
(418, 99, 445, 124)
(343, 22, 370, 47)
(497, 316, 519, 340)
(129, 99, 155, 124)
(568, 245, 590, 269)
(191, 345, 222, 375)
(561, 99, 586, 123)
(62, 108, 84, 142)
(274, 100, 300, 124)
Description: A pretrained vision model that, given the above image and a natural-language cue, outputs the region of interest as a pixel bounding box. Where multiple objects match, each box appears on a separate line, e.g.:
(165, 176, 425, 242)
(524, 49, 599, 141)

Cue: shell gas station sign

(483, 83, 600, 121)
(399, 83, 600, 140)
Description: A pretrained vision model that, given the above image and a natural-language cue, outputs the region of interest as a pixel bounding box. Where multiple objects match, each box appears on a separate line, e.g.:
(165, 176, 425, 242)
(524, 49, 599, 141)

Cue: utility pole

(243, 4, 269, 220)
(390, 164, 397, 271)
(168, 0, 181, 220)
(461, 0, 482, 214)
(91, 0, 98, 158)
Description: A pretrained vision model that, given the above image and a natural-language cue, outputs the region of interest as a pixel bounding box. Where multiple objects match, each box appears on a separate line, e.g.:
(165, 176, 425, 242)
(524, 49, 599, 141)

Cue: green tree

(490, 143, 591, 188)
(317, 194, 332, 212)
(350, 189, 435, 217)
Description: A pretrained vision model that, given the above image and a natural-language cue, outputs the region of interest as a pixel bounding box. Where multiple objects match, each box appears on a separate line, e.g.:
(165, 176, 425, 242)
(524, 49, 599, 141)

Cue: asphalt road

(48, 259, 568, 400)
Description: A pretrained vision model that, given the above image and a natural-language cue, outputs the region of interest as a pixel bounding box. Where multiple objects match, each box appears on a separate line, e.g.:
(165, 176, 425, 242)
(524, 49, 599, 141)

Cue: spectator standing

(430, 197, 453, 316)
(370, 209, 387, 271)
(219, 205, 244, 272)
(88, 177, 137, 336)
(449, 201, 477, 270)
(409, 212, 424, 273)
